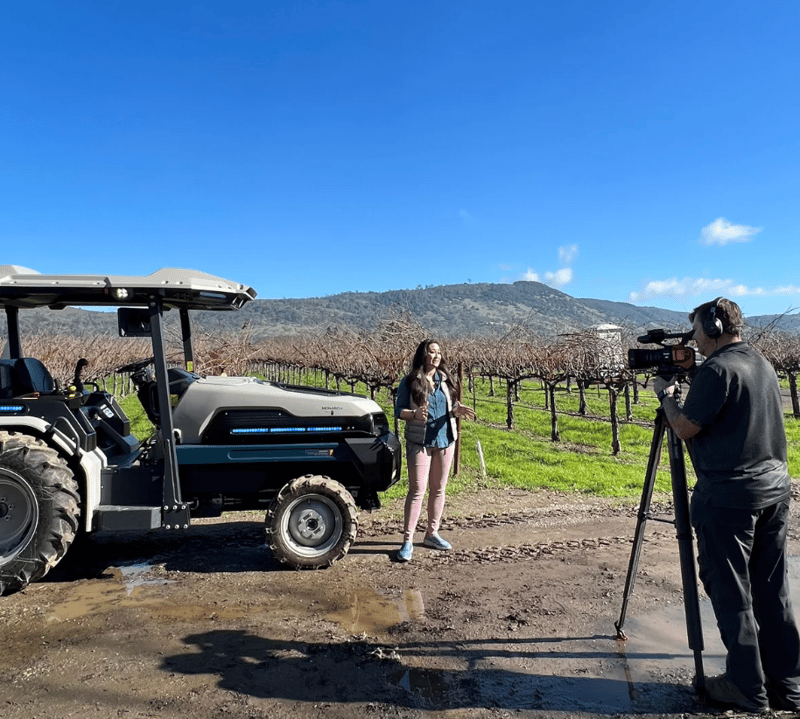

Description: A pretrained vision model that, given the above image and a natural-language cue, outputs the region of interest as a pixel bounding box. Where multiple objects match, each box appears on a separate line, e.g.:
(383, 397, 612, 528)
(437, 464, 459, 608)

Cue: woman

(394, 339, 476, 562)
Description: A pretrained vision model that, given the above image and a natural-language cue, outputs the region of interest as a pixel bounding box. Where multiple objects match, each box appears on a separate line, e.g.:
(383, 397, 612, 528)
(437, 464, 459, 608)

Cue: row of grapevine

(15, 317, 800, 458)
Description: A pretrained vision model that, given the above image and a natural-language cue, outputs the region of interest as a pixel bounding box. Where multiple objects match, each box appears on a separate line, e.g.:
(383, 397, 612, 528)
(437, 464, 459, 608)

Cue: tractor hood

(171, 376, 386, 445)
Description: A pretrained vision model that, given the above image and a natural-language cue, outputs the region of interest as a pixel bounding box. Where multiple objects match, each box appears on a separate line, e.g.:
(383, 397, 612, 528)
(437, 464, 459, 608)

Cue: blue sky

(2, 1, 798, 317)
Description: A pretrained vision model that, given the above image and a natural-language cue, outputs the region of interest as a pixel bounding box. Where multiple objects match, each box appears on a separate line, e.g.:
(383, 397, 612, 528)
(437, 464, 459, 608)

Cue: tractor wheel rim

(0, 473, 39, 564)
(283, 494, 342, 557)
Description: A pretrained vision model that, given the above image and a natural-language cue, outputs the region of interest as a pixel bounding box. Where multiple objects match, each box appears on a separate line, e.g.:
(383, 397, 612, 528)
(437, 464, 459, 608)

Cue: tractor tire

(0, 431, 80, 595)
(266, 475, 358, 569)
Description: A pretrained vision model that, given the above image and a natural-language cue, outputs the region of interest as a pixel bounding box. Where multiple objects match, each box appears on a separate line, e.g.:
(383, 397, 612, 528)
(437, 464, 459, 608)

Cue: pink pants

(403, 442, 455, 543)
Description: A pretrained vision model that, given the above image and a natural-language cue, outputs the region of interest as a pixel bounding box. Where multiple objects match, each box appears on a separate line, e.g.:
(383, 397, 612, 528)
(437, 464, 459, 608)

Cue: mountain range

(15, 280, 800, 339)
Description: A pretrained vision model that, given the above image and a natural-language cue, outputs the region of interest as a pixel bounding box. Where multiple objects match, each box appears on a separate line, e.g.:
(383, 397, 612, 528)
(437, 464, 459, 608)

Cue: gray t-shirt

(682, 341, 790, 509)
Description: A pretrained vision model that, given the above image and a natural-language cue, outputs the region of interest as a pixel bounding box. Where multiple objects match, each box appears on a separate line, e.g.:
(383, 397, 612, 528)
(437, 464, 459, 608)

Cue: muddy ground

(2, 486, 800, 719)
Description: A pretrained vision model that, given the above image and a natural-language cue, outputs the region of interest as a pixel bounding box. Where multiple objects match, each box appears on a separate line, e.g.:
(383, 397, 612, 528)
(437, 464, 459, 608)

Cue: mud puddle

(622, 554, 800, 677)
(49, 563, 173, 621)
(326, 587, 426, 634)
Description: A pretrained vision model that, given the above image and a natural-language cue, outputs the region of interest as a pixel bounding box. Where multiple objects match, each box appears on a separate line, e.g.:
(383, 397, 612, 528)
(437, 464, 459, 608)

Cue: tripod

(614, 404, 706, 698)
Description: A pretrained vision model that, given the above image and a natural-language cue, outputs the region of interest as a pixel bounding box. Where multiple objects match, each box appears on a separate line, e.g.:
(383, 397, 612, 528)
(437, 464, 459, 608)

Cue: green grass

(118, 373, 800, 505)
(120, 394, 154, 439)
(457, 419, 672, 496)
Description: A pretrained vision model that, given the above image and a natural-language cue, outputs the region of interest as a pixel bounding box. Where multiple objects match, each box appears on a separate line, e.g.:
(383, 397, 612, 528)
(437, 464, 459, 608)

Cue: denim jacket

(395, 371, 458, 447)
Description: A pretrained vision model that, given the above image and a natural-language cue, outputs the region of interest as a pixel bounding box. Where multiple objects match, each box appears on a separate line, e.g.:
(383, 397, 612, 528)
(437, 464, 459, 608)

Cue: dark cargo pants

(691, 495, 800, 707)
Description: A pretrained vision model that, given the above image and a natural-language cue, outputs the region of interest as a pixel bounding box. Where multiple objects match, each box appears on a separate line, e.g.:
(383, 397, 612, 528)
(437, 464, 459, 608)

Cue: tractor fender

(0, 416, 105, 532)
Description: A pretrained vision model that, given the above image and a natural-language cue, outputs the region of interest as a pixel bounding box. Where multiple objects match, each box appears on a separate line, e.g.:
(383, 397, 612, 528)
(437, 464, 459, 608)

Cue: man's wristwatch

(657, 388, 671, 403)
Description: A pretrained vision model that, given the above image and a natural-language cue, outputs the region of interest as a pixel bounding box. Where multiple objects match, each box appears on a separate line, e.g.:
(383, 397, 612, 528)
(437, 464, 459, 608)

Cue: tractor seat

(0, 358, 56, 398)
(0, 361, 13, 398)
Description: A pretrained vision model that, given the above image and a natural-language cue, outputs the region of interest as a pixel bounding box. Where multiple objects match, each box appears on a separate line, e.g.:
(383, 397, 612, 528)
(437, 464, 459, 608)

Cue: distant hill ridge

(14, 280, 800, 338)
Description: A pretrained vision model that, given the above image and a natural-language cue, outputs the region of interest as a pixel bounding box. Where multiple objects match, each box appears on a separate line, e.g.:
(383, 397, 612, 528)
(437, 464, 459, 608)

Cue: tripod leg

(615, 412, 667, 639)
(666, 427, 706, 698)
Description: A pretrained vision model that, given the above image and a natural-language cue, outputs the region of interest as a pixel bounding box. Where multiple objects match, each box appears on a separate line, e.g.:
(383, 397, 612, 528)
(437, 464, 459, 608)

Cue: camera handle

(614, 406, 706, 700)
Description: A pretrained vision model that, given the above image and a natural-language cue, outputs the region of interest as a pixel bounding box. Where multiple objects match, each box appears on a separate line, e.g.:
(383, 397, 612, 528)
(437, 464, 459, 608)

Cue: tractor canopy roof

(0, 266, 257, 311)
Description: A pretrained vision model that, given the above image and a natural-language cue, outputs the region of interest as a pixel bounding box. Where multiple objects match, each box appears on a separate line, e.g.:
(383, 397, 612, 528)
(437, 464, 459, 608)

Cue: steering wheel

(116, 357, 155, 374)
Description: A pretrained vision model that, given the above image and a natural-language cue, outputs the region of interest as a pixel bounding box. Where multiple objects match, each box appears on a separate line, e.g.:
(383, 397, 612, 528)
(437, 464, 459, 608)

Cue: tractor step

(95, 505, 161, 531)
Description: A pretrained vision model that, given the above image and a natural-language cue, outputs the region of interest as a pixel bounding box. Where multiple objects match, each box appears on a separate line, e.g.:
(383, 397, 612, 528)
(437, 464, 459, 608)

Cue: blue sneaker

(397, 542, 413, 562)
(422, 533, 452, 551)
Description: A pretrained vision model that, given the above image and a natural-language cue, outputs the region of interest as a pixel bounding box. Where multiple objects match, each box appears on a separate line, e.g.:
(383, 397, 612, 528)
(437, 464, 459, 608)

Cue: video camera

(627, 328, 701, 377)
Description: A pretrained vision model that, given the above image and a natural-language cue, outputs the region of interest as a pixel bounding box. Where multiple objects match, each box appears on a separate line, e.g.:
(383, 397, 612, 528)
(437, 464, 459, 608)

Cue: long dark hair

(407, 338, 460, 406)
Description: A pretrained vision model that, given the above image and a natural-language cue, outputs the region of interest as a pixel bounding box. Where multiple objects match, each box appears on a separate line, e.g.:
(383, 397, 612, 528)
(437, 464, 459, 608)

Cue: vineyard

(21, 319, 800, 501)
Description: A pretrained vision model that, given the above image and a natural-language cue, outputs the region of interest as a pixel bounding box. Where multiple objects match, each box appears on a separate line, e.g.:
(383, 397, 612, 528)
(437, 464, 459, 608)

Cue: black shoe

(700, 674, 768, 714)
(766, 685, 800, 712)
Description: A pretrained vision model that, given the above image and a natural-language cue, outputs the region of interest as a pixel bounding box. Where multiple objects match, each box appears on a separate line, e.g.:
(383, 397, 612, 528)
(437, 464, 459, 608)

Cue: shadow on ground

(162, 629, 698, 714)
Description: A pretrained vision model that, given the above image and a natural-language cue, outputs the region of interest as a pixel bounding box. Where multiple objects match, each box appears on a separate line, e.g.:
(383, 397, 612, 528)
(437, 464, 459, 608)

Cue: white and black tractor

(0, 267, 401, 595)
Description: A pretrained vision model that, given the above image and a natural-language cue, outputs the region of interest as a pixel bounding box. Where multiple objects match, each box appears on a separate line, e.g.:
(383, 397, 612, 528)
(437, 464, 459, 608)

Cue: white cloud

(545, 268, 572, 287)
(629, 277, 800, 303)
(520, 245, 578, 288)
(700, 217, 762, 246)
(558, 244, 579, 264)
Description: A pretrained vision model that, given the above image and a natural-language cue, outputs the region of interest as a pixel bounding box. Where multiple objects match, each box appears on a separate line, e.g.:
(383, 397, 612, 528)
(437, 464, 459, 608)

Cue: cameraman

(654, 297, 800, 713)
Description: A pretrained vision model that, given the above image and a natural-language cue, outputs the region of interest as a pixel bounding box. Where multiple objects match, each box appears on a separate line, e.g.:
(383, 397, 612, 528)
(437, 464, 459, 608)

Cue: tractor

(0, 266, 401, 594)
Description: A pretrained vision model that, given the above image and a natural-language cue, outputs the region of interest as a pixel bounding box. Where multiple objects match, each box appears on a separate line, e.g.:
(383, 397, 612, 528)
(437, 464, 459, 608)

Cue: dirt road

(2, 487, 799, 719)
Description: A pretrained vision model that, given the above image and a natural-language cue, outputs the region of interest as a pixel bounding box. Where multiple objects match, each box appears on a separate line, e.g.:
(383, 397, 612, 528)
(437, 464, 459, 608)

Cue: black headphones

(703, 297, 725, 338)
